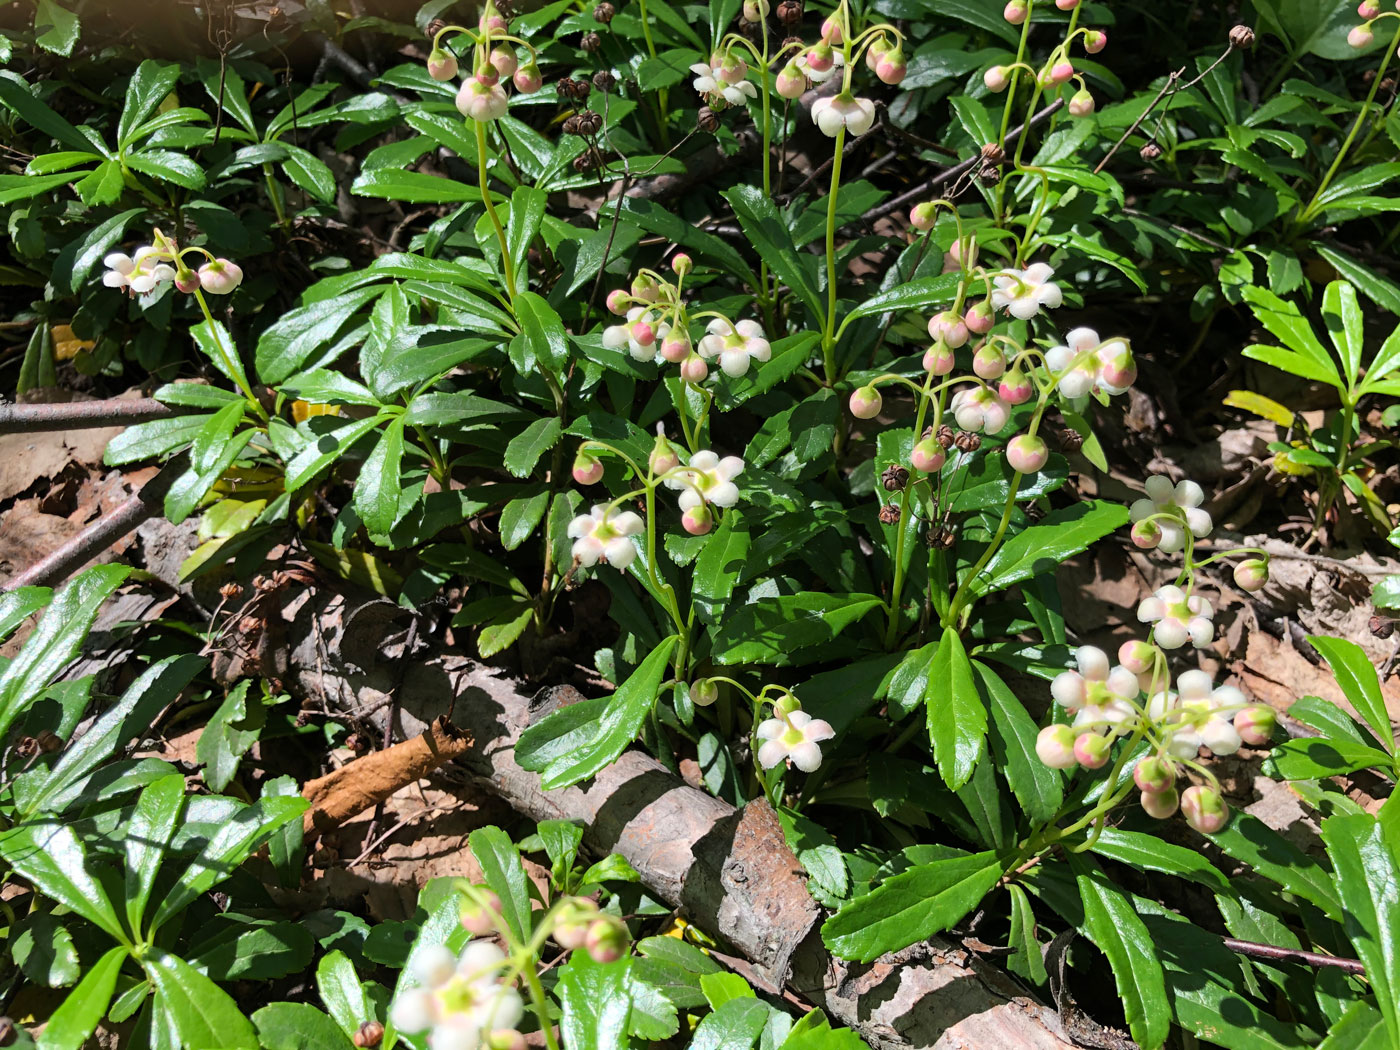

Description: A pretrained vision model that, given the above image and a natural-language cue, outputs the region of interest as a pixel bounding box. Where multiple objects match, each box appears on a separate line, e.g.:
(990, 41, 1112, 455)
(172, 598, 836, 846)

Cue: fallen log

(135, 519, 1072, 1050)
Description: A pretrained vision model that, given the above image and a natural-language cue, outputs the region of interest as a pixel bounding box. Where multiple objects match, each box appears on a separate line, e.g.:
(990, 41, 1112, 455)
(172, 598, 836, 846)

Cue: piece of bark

(135, 519, 1072, 1050)
(300, 716, 473, 838)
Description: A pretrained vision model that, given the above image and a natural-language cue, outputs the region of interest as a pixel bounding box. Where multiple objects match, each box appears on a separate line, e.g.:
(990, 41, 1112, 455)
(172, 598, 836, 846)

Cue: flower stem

(475, 119, 517, 306)
(192, 289, 265, 418)
(820, 126, 848, 385)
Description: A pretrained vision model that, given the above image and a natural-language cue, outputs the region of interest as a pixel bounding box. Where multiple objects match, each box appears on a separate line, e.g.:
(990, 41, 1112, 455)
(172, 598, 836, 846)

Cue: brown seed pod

(975, 163, 1001, 186)
(928, 526, 957, 549)
(953, 431, 982, 453)
(345, 732, 368, 753)
(593, 2, 615, 22)
(580, 110, 603, 135)
(697, 106, 720, 132)
(879, 503, 902, 525)
(562, 113, 583, 136)
(935, 424, 955, 449)
(1140, 141, 1163, 161)
(580, 30, 602, 52)
(354, 1022, 385, 1048)
(593, 70, 616, 92)
(425, 18, 448, 37)
(1370, 614, 1394, 640)
(1228, 24, 1255, 49)
(219, 582, 243, 600)
(980, 142, 1005, 165)
(881, 464, 910, 492)
(777, 0, 803, 24)
(13, 737, 38, 759)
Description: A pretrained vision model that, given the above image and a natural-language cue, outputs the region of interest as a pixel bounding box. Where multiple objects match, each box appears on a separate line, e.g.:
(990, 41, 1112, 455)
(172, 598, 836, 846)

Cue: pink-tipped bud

(554, 899, 599, 950)
(820, 16, 843, 42)
(1036, 724, 1078, 769)
(1007, 433, 1049, 474)
(910, 202, 938, 232)
(514, 64, 543, 93)
(1056, 0, 1079, 7)
(1134, 756, 1176, 794)
(490, 48, 518, 77)
(476, 63, 501, 87)
(1048, 60, 1075, 85)
(776, 64, 806, 98)
(806, 44, 835, 73)
(865, 37, 889, 70)
(1359, 0, 1381, 17)
(911, 437, 946, 473)
(681, 505, 713, 535)
(479, 11, 509, 35)
(660, 335, 690, 363)
(1349, 25, 1375, 48)
(572, 452, 604, 485)
(964, 300, 995, 334)
(928, 310, 969, 348)
(631, 273, 660, 302)
(1118, 639, 1157, 674)
(606, 289, 629, 314)
(1181, 785, 1229, 833)
(1234, 706, 1276, 747)
(671, 252, 693, 276)
(1233, 558, 1268, 593)
(849, 386, 883, 419)
(428, 49, 459, 81)
(1068, 89, 1095, 117)
(876, 50, 907, 85)
(459, 888, 503, 935)
(1074, 732, 1112, 769)
(1131, 519, 1162, 549)
(984, 65, 1010, 92)
(1084, 29, 1107, 53)
(923, 344, 956, 375)
(650, 437, 680, 475)
(1004, 0, 1028, 24)
(972, 343, 1007, 379)
(1141, 786, 1180, 819)
(197, 258, 243, 295)
(998, 369, 1034, 405)
(174, 270, 201, 294)
(679, 354, 708, 383)
(630, 321, 655, 346)
(690, 679, 719, 707)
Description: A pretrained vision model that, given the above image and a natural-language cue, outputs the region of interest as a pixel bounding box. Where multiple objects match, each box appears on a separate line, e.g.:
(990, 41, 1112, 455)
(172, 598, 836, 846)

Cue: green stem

(522, 965, 562, 1050)
(475, 119, 517, 306)
(884, 368, 938, 647)
(262, 164, 288, 228)
(993, 0, 1036, 222)
(192, 289, 265, 418)
(820, 126, 848, 385)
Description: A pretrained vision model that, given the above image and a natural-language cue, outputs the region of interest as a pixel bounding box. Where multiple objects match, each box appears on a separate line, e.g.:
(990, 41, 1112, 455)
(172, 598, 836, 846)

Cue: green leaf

(146, 949, 258, 1050)
(477, 602, 533, 658)
(779, 1011, 867, 1048)
(190, 319, 250, 393)
(1070, 855, 1171, 1050)
(627, 964, 680, 1039)
(34, 0, 80, 56)
(711, 593, 882, 665)
(196, 679, 263, 792)
(165, 430, 254, 525)
(105, 415, 211, 465)
(316, 951, 379, 1042)
(1206, 814, 1343, 921)
(1319, 1001, 1390, 1050)
(1314, 244, 1400, 316)
(252, 1003, 355, 1050)
(518, 635, 678, 789)
(36, 946, 124, 1050)
(14, 911, 79, 987)
(557, 951, 632, 1050)
(1087, 828, 1229, 893)
(468, 826, 534, 943)
(1241, 286, 1343, 389)
(978, 661, 1060, 821)
(1322, 280, 1365, 387)
(280, 145, 336, 203)
(1005, 884, 1046, 986)
(118, 61, 180, 149)
(263, 775, 305, 889)
(499, 490, 550, 550)
(506, 186, 547, 295)
(723, 185, 823, 324)
(693, 511, 750, 626)
(350, 168, 481, 203)
(63, 206, 145, 293)
(1309, 635, 1394, 755)
(0, 70, 93, 151)
(190, 921, 314, 981)
(0, 822, 126, 941)
(514, 290, 569, 375)
(124, 774, 186, 936)
(838, 274, 960, 327)
(281, 370, 380, 407)
(354, 417, 407, 535)
(189, 399, 245, 476)
(17, 320, 56, 395)
(1267, 736, 1394, 779)
(602, 196, 756, 285)
(74, 160, 127, 206)
(820, 850, 1002, 963)
(701, 971, 755, 1008)
(1320, 812, 1400, 1048)
(255, 285, 384, 384)
(926, 627, 986, 790)
(537, 819, 585, 878)
(285, 416, 388, 492)
(969, 501, 1130, 597)
(691, 997, 771, 1050)
(503, 416, 563, 478)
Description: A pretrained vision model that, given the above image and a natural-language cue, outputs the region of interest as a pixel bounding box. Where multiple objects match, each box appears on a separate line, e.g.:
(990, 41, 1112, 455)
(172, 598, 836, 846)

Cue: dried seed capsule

(953, 431, 981, 453)
(935, 424, 956, 449)
(777, 0, 803, 24)
(929, 526, 957, 549)
(1370, 614, 1394, 639)
(13, 737, 38, 759)
(219, 582, 243, 600)
(580, 30, 602, 51)
(976, 163, 1001, 185)
(345, 732, 368, 753)
(1140, 141, 1163, 161)
(563, 114, 583, 136)
(697, 106, 720, 132)
(425, 17, 448, 37)
(879, 503, 902, 525)
(881, 464, 910, 492)
(980, 142, 1005, 164)
(1228, 24, 1255, 49)
(354, 1022, 385, 1048)
(594, 2, 616, 21)
(580, 110, 603, 134)
(593, 70, 616, 91)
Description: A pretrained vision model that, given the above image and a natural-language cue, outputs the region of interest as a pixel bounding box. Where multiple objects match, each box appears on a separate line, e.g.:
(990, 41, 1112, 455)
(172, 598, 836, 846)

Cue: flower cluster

(665, 450, 745, 534)
(1036, 643, 1277, 832)
(691, 50, 757, 108)
(757, 707, 835, 771)
(769, 16, 905, 138)
(1130, 475, 1212, 553)
(567, 505, 644, 570)
(429, 2, 542, 123)
(985, 7, 1107, 117)
(390, 941, 524, 1050)
(1346, 3, 1399, 49)
(103, 230, 241, 298)
(1044, 327, 1137, 399)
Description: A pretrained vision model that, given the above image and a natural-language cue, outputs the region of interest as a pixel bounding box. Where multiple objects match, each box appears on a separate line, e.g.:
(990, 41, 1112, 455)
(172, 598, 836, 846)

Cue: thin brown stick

(0, 397, 194, 434)
(1223, 938, 1366, 975)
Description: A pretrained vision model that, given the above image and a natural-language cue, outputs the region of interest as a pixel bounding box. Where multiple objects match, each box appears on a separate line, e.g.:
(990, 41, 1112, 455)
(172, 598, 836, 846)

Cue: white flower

(664, 450, 743, 511)
(456, 76, 509, 121)
(102, 246, 175, 295)
(990, 263, 1063, 320)
(390, 941, 524, 1050)
(796, 47, 844, 83)
(690, 54, 757, 106)
(810, 93, 875, 137)
(1129, 475, 1212, 554)
(568, 505, 644, 569)
(602, 306, 671, 363)
(1148, 671, 1247, 758)
(950, 386, 1011, 434)
(698, 318, 771, 377)
(1137, 585, 1214, 650)
(756, 710, 835, 771)
(1051, 645, 1141, 722)
(1044, 327, 1136, 398)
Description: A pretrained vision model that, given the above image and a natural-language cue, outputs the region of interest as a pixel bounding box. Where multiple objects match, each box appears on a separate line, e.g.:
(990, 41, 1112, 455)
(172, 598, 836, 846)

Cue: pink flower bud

(514, 64, 543, 93)
(1007, 433, 1049, 474)
(865, 38, 889, 71)
(427, 49, 459, 81)
(849, 386, 883, 419)
(1118, 640, 1156, 674)
(1056, 0, 1079, 7)
(554, 899, 599, 949)
(630, 321, 655, 346)
(1134, 756, 1175, 794)
(606, 289, 629, 314)
(928, 310, 969, 348)
(631, 274, 660, 302)
(1233, 558, 1268, 592)
(910, 202, 938, 231)
(1074, 732, 1112, 769)
(174, 270, 201, 294)
(806, 44, 835, 73)
(773, 693, 801, 717)
(821, 16, 843, 42)
(690, 679, 719, 707)
(1036, 724, 1078, 769)
(459, 888, 503, 935)
(776, 64, 807, 98)
(911, 437, 946, 473)
(998, 369, 1034, 405)
(1084, 29, 1107, 53)
(1140, 786, 1179, 819)
(923, 344, 956, 375)
(942, 237, 978, 273)
(197, 258, 243, 295)
(1004, 0, 1028, 25)
(671, 252, 693, 276)
(1349, 25, 1375, 48)
(679, 354, 708, 383)
(660, 335, 691, 362)
(876, 51, 907, 85)
(1131, 519, 1162, 549)
(1068, 89, 1095, 117)
(650, 437, 679, 474)
(1234, 706, 1276, 747)
(1359, 0, 1381, 16)
(479, 10, 508, 35)
(572, 453, 604, 485)
(964, 300, 995, 334)
(1048, 60, 1075, 84)
(490, 48, 518, 77)
(972, 343, 1007, 379)
(984, 65, 1010, 92)
(682, 505, 713, 535)
(1181, 785, 1229, 833)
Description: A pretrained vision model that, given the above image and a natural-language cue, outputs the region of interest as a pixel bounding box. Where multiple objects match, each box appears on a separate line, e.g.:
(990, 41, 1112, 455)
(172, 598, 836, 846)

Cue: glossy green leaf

(1241, 286, 1343, 388)
(1309, 635, 1394, 755)
(926, 627, 986, 790)
(557, 951, 632, 1050)
(503, 415, 562, 478)
(711, 593, 882, 666)
(13, 911, 79, 987)
(252, 1003, 355, 1050)
(354, 416, 407, 535)
(118, 60, 180, 149)
(0, 71, 93, 151)
(196, 679, 263, 792)
(34, 0, 80, 56)
(1005, 884, 1047, 986)
(978, 661, 1061, 822)
(255, 285, 384, 384)
(468, 826, 534, 943)
(690, 996, 771, 1050)
(1267, 736, 1393, 779)
(1206, 814, 1343, 921)
(1322, 280, 1365, 387)
(124, 774, 186, 935)
(514, 290, 569, 375)
(506, 186, 547, 295)
(969, 501, 1130, 597)
(316, 951, 379, 1041)
(838, 274, 961, 327)
(146, 949, 258, 1050)
(693, 511, 750, 626)
(1087, 828, 1229, 893)
(499, 490, 550, 550)
(36, 946, 124, 1050)
(0, 822, 126, 941)
(1319, 1001, 1390, 1050)
(723, 185, 822, 324)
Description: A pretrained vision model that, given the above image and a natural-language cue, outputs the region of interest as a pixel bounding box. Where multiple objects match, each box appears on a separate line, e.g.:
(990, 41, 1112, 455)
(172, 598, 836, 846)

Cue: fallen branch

(137, 518, 1073, 1050)
(1223, 938, 1365, 976)
(300, 715, 473, 838)
(0, 396, 192, 434)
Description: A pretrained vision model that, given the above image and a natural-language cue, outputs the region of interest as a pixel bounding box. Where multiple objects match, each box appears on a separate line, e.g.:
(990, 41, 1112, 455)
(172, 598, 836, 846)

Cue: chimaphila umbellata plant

(4, 0, 1400, 1048)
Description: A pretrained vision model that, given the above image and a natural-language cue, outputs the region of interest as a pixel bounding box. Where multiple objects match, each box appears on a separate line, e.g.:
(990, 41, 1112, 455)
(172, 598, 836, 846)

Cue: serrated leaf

(926, 626, 985, 790)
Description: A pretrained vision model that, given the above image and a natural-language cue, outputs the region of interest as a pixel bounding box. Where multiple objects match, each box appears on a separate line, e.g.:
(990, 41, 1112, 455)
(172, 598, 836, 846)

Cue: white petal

(1200, 718, 1241, 756)
(1107, 667, 1140, 700)
(1137, 596, 1166, 622)
(603, 536, 637, 567)
(103, 252, 134, 273)
(717, 455, 745, 480)
(1176, 669, 1213, 700)
(1185, 507, 1213, 538)
(757, 739, 788, 769)
(803, 718, 835, 742)
(1051, 671, 1086, 708)
(1008, 298, 1039, 320)
(102, 271, 129, 288)
(389, 989, 433, 1033)
(1075, 645, 1109, 680)
(690, 450, 719, 471)
(1174, 479, 1204, 507)
(788, 740, 823, 771)
(1188, 617, 1215, 647)
(412, 944, 457, 987)
(707, 481, 740, 507)
(756, 717, 785, 740)
(1156, 521, 1186, 553)
(720, 348, 750, 376)
(1155, 619, 1188, 649)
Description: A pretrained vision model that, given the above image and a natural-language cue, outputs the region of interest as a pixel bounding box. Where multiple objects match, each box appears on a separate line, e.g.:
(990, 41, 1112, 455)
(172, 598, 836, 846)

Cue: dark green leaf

(711, 593, 882, 666)
(196, 679, 263, 793)
(468, 826, 534, 943)
(926, 627, 985, 790)
(354, 417, 407, 535)
(0, 822, 126, 941)
(503, 416, 563, 478)
(978, 661, 1060, 822)
(723, 185, 822, 324)
(124, 774, 186, 935)
(316, 951, 379, 1041)
(693, 511, 750, 626)
(37, 946, 124, 1050)
(557, 951, 632, 1050)
(252, 1003, 355, 1050)
(146, 949, 258, 1050)
(969, 501, 1130, 597)
(1309, 635, 1394, 756)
